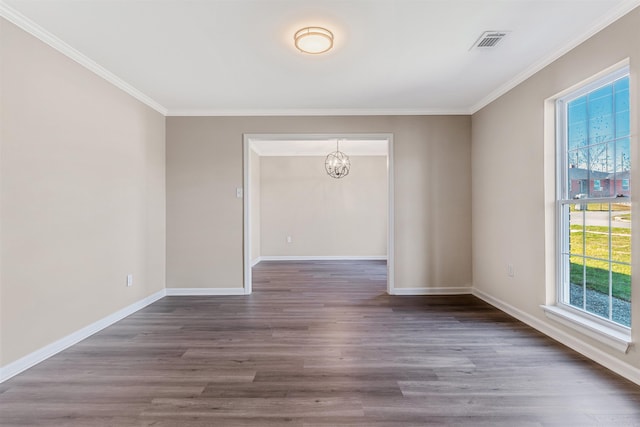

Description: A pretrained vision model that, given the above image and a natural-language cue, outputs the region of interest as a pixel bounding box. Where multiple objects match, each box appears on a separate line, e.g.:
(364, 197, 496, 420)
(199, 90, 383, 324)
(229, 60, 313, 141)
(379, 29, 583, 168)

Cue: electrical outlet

(286, 236, 292, 243)
(507, 264, 515, 277)
(127, 274, 133, 287)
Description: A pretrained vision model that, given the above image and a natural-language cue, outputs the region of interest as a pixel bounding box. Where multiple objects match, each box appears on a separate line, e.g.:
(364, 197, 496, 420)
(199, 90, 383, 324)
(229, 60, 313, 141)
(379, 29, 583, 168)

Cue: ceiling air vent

(471, 31, 508, 50)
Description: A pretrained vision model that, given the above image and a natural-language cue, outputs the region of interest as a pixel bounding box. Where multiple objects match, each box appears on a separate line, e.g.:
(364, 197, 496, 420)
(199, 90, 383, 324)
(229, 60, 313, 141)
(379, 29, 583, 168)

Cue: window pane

(616, 138, 631, 171)
(616, 110, 630, 138)
(615, 78, 630, 138)
(584, 203, 609, 260)
(588, 85, 614, 145)
(568, 207, 584, 255)
(567, 144, 616, 199)
(568, 96, 588, 150)
(611, 207, 631, 264)
(615, 138, 631, 196)
(611, 263, 631, 299)
(568, 255, 585, 308)
(612, 263, 631, 327)
(569, 147, 589, 170)
(582, 202, 613, 320)
(588, 142, 609, 174)
(567, 148, 589, 198)
(603, 141, 616, 174)
(585, 262, 610, 319)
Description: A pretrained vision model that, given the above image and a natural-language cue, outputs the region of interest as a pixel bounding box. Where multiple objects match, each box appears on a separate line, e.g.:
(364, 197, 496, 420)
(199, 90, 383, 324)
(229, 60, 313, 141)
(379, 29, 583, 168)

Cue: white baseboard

(472, 288, 640, 387)
(0, 289, 166, 383)
(165, 287, 246, 296)
(391, 286, 472, 296)
(259, 255, 387, 262)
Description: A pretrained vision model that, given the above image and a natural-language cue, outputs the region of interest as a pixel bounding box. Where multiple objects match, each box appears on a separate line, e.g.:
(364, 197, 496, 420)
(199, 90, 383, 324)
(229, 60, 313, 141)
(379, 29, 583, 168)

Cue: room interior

(1, 0, 640, 421)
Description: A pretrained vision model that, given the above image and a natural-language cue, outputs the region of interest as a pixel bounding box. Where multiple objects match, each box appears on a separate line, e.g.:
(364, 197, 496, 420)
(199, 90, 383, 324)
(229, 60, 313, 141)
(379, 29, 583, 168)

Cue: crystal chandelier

(325, 139, 350, 179)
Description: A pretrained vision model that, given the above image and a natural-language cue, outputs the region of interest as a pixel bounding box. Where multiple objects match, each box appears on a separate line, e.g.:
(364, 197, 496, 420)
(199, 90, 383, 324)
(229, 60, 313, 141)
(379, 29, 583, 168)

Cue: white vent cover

(471, 31, 508, 49)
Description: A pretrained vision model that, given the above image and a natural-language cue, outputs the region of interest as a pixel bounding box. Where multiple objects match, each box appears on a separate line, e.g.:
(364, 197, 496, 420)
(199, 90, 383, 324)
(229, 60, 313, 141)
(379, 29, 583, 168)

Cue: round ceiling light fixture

(294, 26, 334, 54)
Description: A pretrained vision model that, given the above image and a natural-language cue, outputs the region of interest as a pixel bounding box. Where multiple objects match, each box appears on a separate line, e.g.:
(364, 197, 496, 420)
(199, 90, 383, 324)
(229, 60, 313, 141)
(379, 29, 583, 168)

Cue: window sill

(541, 305, 632, 354)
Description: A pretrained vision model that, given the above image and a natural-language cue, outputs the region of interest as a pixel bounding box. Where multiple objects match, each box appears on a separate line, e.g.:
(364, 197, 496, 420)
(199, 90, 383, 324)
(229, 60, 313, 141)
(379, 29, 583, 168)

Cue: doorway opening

(243, 133, 394, 294)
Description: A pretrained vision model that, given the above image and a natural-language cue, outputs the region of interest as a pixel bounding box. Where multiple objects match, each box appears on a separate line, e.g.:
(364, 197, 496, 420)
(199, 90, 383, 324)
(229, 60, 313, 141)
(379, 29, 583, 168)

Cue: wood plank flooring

(1, 260, 640, 426)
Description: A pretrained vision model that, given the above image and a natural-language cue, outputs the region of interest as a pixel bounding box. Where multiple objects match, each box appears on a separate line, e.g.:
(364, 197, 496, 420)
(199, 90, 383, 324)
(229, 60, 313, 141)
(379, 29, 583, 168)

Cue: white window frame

(545, 66, 632, 352)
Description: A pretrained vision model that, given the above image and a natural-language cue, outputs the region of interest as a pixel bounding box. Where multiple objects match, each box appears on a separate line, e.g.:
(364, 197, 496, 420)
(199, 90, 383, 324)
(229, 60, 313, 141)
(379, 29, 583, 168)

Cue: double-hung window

(556, 67, 631, 330)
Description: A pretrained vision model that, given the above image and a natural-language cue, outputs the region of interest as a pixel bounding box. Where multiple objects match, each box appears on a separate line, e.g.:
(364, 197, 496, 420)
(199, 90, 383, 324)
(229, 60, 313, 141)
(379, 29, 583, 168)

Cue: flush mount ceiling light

(294, 27, 334, 54)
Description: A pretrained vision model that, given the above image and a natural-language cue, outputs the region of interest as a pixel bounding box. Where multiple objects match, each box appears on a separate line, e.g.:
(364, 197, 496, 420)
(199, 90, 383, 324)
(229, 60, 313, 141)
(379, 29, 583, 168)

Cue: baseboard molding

(251, 257, 261, 267)
(259, 255, 387, 262)
(165, 287, 246, 296)
(391, 286, 472, 296)
(472, 288, 640, 386)
(0, 289, 166, 383)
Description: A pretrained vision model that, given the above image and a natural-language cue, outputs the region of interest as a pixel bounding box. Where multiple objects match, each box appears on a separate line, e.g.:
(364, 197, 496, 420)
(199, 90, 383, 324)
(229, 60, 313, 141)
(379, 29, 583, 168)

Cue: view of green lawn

(570, 203, 630, 212)
(569, 224, 631, 302)
(615, 213, 631, 221)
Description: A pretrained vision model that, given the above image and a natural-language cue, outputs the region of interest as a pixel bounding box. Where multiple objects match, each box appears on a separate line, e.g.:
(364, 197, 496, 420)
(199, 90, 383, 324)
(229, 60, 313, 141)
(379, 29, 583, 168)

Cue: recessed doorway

(243, 133, 394, 294)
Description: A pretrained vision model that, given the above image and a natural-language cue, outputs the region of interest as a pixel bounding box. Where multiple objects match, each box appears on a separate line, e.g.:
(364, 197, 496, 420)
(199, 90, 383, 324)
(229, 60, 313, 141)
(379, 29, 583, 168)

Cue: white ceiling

(2, 0, 639, 116)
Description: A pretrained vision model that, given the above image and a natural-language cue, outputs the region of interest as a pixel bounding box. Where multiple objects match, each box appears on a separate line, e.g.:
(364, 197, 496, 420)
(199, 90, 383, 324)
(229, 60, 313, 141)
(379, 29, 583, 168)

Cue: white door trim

(242, 133, 395, 295)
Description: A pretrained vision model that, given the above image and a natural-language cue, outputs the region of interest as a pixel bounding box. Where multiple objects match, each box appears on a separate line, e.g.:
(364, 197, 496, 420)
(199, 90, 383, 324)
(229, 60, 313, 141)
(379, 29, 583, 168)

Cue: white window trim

(558, 66, 629, 104)
(545, 64, 633, 351)
(542, 304, 631, 353)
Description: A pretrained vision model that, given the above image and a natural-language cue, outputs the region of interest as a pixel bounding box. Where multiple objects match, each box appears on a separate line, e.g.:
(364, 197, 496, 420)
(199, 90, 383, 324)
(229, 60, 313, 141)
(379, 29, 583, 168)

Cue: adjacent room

(1, 0, 639, 425)
(245, 136, 390, 292)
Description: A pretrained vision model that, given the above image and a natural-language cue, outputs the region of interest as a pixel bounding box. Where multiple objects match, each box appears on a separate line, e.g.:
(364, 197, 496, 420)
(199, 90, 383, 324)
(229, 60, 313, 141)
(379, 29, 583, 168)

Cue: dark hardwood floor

(1, 260, 639, 426)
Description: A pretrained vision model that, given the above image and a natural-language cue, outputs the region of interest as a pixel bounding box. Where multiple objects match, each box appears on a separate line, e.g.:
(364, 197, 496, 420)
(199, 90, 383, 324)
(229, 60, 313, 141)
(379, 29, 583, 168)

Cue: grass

(615, 213, 631, 221)
(569, 263, 631, 301)
(569, 224, 631, 301)
(569, 202, 630, 212)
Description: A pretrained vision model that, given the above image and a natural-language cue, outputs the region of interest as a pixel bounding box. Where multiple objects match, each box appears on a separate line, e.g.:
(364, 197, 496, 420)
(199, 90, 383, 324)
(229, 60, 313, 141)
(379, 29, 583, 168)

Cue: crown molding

(0, 1, 168, 115)
(3, 0, 637, 118)
(166, 108, 472, 117)
(470, 0, 640, 114)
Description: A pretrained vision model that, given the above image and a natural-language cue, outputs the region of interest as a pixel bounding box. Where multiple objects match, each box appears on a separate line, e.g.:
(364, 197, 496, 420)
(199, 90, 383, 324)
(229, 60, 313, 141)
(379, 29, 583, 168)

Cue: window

(593, 179, 602, 192)
(557, 67, 631, 329)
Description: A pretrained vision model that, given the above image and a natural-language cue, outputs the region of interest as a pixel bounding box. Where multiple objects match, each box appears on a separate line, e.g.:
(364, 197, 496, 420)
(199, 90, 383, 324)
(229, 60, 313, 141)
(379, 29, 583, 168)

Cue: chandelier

(325, 140, 350, 179)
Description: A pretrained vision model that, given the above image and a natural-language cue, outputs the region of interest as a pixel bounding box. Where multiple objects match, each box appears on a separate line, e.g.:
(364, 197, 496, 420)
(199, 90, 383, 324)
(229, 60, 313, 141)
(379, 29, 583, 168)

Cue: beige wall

(0, 19, 166, 367)
(166, 115, 471, 289)
(472, 8, 640, 372)
(260, 155, 387, 257)
(250, 149, 261, 262)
